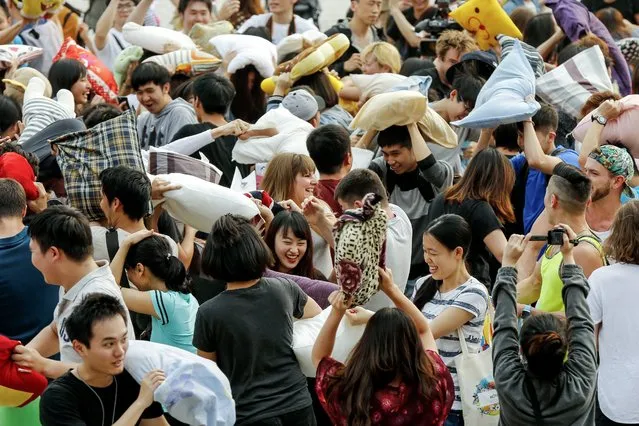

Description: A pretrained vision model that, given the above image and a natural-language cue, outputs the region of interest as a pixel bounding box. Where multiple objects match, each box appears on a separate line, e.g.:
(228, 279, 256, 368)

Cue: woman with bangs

(427, 147, 515, 288)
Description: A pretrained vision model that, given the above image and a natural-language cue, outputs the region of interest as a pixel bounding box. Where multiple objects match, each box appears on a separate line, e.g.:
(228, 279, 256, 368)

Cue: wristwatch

(591, 114, 608, 126)
(521, 304, 533, 319)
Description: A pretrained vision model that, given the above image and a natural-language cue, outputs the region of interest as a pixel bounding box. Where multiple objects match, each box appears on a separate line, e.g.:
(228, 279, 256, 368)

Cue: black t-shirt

(583, 0, 639, 24)
(40, 369, 164, 426)
(193, 277, 311, 424)
(412, 62, 448, 101)
(386, 6, 437, 59)
(427, 195, 503, 288)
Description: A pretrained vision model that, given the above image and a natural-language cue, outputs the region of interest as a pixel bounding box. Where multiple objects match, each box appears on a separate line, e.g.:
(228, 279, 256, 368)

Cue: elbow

(408, 36, 422, 48)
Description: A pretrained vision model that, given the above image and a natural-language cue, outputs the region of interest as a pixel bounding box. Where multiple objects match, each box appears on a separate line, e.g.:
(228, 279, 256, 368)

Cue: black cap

(445, 50, 498, 84)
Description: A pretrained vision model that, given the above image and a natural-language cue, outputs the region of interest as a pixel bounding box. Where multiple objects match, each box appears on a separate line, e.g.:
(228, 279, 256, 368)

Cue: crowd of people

(1, 0, 639, 424)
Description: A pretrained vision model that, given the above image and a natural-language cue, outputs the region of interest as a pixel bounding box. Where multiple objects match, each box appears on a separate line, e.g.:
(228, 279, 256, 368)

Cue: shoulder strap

(105, 228, 130, 288)
(576, 234, 609, 266)
(525, 376, 544, 425)
(111, 31, 126, 51)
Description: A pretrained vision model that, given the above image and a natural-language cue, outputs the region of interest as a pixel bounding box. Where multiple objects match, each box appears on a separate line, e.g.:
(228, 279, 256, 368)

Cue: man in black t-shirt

(40, 294, 167, 426)
(386, 0, 437, 58)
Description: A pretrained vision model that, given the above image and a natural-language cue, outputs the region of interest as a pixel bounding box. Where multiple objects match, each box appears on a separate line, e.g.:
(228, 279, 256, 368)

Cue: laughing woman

(48, 58, 92, 115)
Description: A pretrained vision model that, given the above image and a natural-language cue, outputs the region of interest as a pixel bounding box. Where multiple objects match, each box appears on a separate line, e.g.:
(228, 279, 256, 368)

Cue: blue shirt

(510, 147, 580, 233)
(621, 186, 639, 204)
(0, 227, 59, 343)
(150, 290, 199, 353)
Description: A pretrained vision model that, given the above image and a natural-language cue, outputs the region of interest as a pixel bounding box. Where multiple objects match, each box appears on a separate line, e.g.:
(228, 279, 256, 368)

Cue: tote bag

(455, 324, 499, 425)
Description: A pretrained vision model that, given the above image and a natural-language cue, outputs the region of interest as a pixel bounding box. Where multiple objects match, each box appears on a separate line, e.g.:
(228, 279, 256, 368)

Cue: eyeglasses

(117, 3, 134, 11)
(457, 94, 473, 115)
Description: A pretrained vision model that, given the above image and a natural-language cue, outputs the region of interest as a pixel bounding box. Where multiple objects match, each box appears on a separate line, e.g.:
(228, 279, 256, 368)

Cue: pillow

(143, 49, 221, 76)
(54, 38, 119, 103)
(449, 0, 522, 50)
(124, 340, 235, 426)
(189, 21, 234, 56)
(293, 307, 366, 377)
(51, 110, 145, 222)
(21, 118, 87, 163)
(333, 193, 387, 307)
(350, 73, 407, 100)
(232, 107, 314, 164)
(497, 34, 545, 79)
(572, 95, 639, 159)
(536, 45, 613, 118)
(11, 0, 63, 19)
(209, 34, 277, 78)
(113, 45, 144, 89)
(122, 22, 196, 54)
(545, 0, 631, 96)
(389, 75, 432, 97)
(0, 45, 42, 70)
(617, 37, 639, 66)
(157, 173, 260, 232)
(277, 30, 328, 63)
(2, 67, 51, 104)
(148, 148, 223, 184)
(453, 40, 540, 129)
(0, 335, 48, 407)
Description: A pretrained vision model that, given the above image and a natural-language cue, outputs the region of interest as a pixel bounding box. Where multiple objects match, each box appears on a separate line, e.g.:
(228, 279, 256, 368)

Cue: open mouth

(429, 265, 439, 274)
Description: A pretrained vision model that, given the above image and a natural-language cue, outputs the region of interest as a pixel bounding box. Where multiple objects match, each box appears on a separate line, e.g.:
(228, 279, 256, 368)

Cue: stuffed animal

(11, 0, 63, 19)
(0, 335, 48, 407)
(449, 0, 522, 50)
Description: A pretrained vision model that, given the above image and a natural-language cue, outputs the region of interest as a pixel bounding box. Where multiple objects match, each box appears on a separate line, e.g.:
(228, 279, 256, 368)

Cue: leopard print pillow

(333, 193, 387, 307)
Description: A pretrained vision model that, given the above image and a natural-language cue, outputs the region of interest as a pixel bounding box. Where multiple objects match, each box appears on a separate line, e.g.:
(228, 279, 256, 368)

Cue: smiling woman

(48, 58, 91, 114)
(260, 153, 318, 207)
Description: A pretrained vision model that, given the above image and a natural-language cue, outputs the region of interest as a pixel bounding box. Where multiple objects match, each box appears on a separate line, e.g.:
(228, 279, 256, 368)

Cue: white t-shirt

(414, 276, 488, 412)
(364, 204, 412, 312)
(312, 229, 333, 278)
(91, 226, 179, 263)
(96, 28, 130, 71)
(55, 261, 135, 363)
(587, 263, 639, 423)
(237, 13, 318, 44)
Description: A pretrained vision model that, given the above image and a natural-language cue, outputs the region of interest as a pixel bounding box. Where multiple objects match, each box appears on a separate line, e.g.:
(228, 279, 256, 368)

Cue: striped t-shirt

(414, 276, 488, 412)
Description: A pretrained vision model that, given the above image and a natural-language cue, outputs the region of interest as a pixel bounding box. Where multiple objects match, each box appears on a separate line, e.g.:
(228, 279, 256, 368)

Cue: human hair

(596, 7, 632, 40)
(399, 57, 431, 76)
(193, 73, 235, 115)
(523, 13, 556, 48)
(82, 103, 122, 128)
(445, 147, 515, 223)
(177, 0, 211, 13)
(99, 166, 151, 221)
(580, 91, 621, 118)
(202, 214, 273, 282)
(294, 72, 338, 108)
(510, 6, 535, 33)
(0, 178, 26, 218)
(124, 235, 191, 293)
(131, 62, 171, 91)
(264, 210, 317, 278)
(0, 95, 21, 135)
(171, 79, 194, 102)
(413, 214, 472, 310)
(451, 73, 484, 109)
(28, 205, 93, 262)
(306, 124, 351, 175)
(230, 65, 265, 123)
(435, 30, 478, 60)
(520, 314, 568, 380)
(532, 103, 559, 133)
(261, 153, 316, 201)
(547, 163, 592, 214)
(325, 307, 438, 425)
(229, 0, 264, 26)
(65, 293, 128, 348)
(493, 123, 520, 153)
(559, 35, 612, 68)
(633, 65, 639, 94)
(377, 125, 411, 149)
(361, 42, 402, 74)
(604, 200, 639, 264)
(48, 58, 87, 95)
(334, 168, 388, 207)
(0, 141, 39, 176)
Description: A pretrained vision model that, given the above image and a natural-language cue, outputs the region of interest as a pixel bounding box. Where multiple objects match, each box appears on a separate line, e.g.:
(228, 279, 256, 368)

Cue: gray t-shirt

(193, 277, 311, 423)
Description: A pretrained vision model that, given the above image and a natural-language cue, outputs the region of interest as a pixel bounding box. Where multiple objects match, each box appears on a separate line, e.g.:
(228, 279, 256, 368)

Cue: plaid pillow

(51, 110, 144, 221)
(536, 46, 613, 118)
(148, 149, 222, 185)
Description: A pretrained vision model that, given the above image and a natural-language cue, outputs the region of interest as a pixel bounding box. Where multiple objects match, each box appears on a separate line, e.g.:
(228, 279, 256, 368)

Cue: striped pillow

(497, 34, 545, 78)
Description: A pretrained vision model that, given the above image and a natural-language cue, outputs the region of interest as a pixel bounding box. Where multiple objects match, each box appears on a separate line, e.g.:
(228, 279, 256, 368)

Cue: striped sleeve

(450, 283, 488, 319)
(151, 290, 171, 325)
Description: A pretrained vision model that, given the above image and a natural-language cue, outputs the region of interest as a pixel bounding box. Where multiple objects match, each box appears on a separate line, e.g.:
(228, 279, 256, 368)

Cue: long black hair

(124, 235, 191, 294)
(413, 214, 472, 310)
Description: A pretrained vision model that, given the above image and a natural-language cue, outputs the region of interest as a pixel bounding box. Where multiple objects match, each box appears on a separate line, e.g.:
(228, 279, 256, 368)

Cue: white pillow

(125, 341, 235, 426)
(209, 34, 277, 78)
(350, 73, 407, 100)
(293, 307, 366, 377)
(122, 22, 196, 54)
(158, 173, 260, 232)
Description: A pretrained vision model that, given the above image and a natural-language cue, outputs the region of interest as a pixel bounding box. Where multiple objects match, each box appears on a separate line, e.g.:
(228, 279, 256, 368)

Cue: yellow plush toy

(449, 0, 522, 50)
(12, 0, 63, 19)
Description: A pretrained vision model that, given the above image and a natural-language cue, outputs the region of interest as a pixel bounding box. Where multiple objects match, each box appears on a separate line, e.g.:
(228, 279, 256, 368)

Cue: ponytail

(412, 276, 442, 311)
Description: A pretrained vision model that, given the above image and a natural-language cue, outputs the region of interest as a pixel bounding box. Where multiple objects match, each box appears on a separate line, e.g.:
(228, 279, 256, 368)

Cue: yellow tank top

(537, 234, 606, 312)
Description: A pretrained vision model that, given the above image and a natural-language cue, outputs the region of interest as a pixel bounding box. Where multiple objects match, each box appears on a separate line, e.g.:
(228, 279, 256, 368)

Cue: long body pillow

(189, 21, 234, 56)
(449, 0, 522, 50)
(122, 22, 196, 54)
(572, 94, 639, 158)
(158, 173, 260, 232)
(143, 49, 221, 76)
(277, 30, 328, 62)
(124, 340, 235, 426)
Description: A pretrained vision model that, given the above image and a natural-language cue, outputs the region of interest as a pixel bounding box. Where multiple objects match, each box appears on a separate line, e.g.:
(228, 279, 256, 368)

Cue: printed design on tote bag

(473, 377, 500, 416)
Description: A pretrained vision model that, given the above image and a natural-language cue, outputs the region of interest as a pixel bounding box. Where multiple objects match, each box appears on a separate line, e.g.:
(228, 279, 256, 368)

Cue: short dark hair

(82, 103, 122, 128)
(131, 62, 171, 91)
(377, 125, 411, 149)
(0, 178, 27, 218)
(202, 214, 273, 282)
(178, 0, 211, 13)
(48, 58, 87, 95)
(65, 294, 128, 348)
(306, 124, 351, 175)
(335, 169, 388, 206)
(99, 166, 151, 221)
(493, 123, 520, 152)
(28, 206, 93, 261)
(532, 104, 559, 132)
(192, 73, 235, 115)
(451, 73, 485, 109)
(548, 163, 592, 214)
(0, 95, 21, 135)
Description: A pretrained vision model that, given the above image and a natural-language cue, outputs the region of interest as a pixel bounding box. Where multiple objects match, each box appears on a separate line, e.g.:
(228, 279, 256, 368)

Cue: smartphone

(117, 96, 131, 111)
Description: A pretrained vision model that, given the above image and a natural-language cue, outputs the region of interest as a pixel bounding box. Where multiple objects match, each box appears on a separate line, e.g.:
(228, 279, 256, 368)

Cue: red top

(315, 351, 454, 426)
(315, 179, 343, 217)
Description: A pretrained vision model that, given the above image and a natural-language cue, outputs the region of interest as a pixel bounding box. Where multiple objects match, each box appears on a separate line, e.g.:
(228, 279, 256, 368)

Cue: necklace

(75, 369, 118, 426)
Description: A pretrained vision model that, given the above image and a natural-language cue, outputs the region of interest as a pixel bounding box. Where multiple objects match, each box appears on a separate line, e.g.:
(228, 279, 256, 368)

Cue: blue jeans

(444, 412, 464, 426)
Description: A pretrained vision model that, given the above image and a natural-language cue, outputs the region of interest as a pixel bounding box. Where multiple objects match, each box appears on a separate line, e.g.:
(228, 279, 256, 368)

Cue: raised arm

(127, 0, 153, 25)
(95, 0, 119, 50)
(578, 100, 622, 168)
(312, 291, 350, 368)
(388, 1, 422, 48)
(409, 123, 454, 190)
(522, 120, 561, 175)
